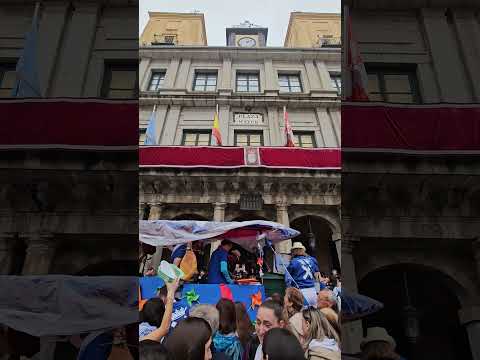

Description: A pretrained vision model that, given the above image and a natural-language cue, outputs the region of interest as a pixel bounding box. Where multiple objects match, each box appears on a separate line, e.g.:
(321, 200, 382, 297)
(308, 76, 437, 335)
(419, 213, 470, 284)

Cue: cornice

(140, 46, 340, 62)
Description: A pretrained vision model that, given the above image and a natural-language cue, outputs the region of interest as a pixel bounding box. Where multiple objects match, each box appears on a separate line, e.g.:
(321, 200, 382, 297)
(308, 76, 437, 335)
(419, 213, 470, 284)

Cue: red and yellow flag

(212, 104, 222, 146)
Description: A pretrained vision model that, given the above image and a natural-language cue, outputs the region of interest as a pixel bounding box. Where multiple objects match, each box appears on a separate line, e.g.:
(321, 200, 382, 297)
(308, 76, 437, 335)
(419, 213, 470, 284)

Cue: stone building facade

(139, 12, 341, 272)
(0, 0, 138, 276)
(343, 1, 480, 358)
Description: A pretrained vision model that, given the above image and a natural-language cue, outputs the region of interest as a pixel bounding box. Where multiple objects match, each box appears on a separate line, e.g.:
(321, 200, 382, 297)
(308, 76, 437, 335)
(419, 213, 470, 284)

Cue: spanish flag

(212, 104, 222, 146)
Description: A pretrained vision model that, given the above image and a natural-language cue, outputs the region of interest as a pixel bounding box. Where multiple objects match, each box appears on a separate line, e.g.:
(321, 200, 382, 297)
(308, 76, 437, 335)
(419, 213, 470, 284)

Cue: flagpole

(33, 2, 41, 25)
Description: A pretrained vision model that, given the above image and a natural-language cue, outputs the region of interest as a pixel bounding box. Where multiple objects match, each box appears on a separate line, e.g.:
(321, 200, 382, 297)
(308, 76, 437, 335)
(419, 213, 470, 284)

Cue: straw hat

(360, 327, 396, 349)
(291, 242, 306, 251)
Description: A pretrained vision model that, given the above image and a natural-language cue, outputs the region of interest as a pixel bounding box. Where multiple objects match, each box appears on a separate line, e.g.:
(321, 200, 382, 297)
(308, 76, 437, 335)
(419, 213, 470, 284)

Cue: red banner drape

(1, 100, 138, 147)
(140, 146, 341, 169)
(140, 146, 245, 167)
(342, 104, 480, 152)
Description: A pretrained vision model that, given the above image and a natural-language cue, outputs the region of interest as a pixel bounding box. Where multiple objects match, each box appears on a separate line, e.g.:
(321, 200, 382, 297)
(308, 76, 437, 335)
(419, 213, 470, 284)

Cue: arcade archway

(359, 264, 472, 360)
(290, 215, 339, 274)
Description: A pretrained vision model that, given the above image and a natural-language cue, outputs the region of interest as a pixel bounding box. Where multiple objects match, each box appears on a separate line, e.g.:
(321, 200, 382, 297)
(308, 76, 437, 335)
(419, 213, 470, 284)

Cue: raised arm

(141, 278, 180, 342)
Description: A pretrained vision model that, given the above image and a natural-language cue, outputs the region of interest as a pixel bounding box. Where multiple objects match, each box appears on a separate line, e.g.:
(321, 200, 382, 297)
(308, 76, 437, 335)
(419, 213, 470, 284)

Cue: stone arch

(171, 213, 209, 221)
(358, 261, 476, 307)
(228, 213, 269, 222)
(290, 214, 340, 273)
(358, 263, 474, 360)
(289, 209, 341, 240)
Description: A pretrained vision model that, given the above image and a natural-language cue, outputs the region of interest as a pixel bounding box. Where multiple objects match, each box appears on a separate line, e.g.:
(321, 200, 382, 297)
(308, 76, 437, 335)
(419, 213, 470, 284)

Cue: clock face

(238, 37, 256, 47)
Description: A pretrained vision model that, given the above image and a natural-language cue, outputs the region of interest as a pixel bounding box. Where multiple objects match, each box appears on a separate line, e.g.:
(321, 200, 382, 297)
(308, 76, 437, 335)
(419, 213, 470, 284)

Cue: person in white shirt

(253, 300, 286, 360)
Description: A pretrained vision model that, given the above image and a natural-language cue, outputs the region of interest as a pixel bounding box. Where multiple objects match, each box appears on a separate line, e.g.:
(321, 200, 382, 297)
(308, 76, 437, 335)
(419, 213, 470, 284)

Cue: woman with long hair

(302, 308, 340, 360)
(283, 288, 306, 346)
(234, 301, 254, 356)
(214, 299, 243, 360)
(164, 317, 213, 360)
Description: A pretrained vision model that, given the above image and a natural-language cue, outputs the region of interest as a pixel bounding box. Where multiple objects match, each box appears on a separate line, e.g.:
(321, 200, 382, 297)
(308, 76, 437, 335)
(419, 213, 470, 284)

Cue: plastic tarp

(139, 220, 300, 252)
(0, 276, 138, 337)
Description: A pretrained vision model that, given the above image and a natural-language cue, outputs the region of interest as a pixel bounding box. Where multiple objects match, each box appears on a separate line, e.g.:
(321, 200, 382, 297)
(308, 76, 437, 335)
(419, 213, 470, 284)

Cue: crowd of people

(139, 274, 402, 360)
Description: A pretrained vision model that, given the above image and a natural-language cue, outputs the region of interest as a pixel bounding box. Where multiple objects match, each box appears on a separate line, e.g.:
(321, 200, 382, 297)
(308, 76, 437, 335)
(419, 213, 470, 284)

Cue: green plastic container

(262, 273, 286, 298)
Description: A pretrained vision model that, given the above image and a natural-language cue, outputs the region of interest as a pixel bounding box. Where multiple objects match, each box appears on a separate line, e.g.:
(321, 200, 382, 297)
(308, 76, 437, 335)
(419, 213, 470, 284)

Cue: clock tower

(226, 21, 268, 47)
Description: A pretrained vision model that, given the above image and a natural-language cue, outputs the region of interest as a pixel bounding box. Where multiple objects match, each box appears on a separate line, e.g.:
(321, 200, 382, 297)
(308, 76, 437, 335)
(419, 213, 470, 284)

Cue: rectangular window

(181, 130, 212, 146)
(278, 73, 302, 93)
(293, 131, 316, 148)
(101, 62, 138, 98)
(193, 72, 217, 92)
(330, 73, 341, 95)
(234, 131, 264, 147)
(366, 65, 420, 103)
(148, 71, 166, 91)
(0, 63, 16, 97)
(236, 72, 260, 92)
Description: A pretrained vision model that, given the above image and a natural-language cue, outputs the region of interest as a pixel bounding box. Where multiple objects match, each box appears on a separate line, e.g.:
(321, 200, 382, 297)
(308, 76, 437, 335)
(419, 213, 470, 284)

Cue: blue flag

(11, 3, 42, 98)
(144, 105, 157, 145)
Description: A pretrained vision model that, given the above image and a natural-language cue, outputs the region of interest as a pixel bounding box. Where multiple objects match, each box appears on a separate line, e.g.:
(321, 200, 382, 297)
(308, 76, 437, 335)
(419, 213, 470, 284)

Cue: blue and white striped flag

(144, 105, 157, 145)
(11, 2, 42, 98)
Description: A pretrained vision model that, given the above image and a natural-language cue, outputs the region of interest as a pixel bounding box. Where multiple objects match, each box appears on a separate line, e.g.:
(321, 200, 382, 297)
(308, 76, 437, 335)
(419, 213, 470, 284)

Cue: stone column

(22, 233, 56, 275)
(459, 306, 480, 360)
(51, 2, 100, 97)
(210, 202, 226, 254)
(275, 202, 291, 258)
(38, 2, 70, 96)
(421, 8, 471, 102)
(219, 58, 232, 95)
(452, 10, 480, 102)
(0, 234, 16, 275)
(139, 58, 152, 91)
(264, 59, 278, 95)
(163, 58, 180, 89)
(341, 235, 362, 354)
(304, 60, 322, 96)
(174, 58, 191, 90)
(160, 105, 181, 144)
(139, 202, 146, 220)
(315, 61, 335, 91)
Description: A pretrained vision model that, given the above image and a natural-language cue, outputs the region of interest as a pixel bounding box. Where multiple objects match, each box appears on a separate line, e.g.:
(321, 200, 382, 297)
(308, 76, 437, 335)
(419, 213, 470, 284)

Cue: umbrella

(340, 290, 384, 322)
(139, 220, 300, 252)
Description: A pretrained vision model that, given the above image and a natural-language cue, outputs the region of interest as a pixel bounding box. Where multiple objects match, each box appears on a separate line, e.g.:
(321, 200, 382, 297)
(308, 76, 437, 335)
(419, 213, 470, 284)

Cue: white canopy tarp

(139, 220, 300, 252)
(0, 276, 137, 337)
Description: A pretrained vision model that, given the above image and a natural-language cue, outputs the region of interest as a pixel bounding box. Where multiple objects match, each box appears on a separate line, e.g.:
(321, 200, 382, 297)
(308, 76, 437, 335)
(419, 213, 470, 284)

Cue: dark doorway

(359, 264, 472, 360)
(290, 216, 337, 273)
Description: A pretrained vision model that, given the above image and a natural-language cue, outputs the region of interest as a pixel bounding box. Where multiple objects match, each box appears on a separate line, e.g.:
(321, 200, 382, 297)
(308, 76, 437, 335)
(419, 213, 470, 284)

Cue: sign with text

(234, 113, 264, 125)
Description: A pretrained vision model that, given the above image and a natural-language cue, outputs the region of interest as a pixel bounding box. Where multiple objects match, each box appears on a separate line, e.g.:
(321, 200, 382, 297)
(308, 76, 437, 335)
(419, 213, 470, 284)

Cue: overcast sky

(139, 0, 340, 46)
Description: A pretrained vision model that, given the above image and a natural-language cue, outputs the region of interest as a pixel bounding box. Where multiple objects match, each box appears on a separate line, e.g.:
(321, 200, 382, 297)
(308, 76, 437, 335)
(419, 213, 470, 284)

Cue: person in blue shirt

(208, 240, 235, 284)
(171, 244, 187, 267)
(285, 242, 321, 307)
